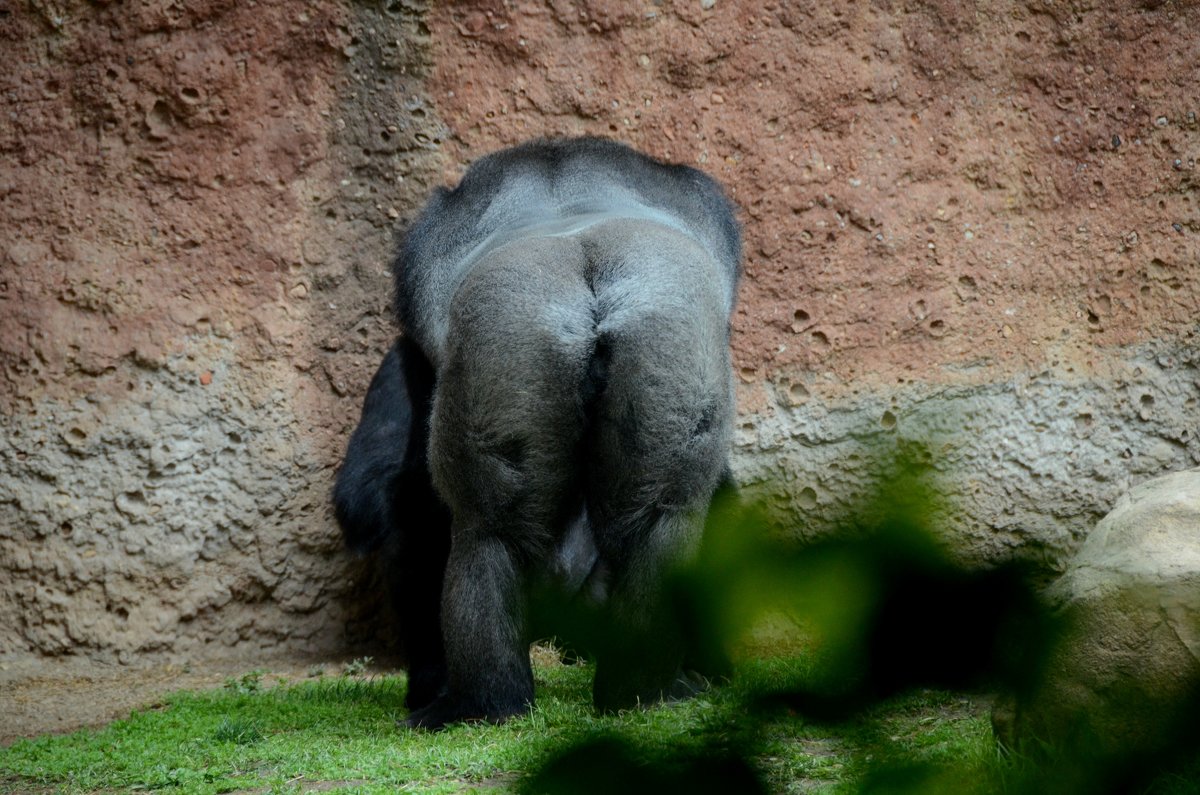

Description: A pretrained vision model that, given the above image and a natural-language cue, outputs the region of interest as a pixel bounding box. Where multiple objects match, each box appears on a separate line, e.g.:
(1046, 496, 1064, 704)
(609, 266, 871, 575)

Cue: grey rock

(992, 466, 1200, 761)
(733, 336, 1200, 572)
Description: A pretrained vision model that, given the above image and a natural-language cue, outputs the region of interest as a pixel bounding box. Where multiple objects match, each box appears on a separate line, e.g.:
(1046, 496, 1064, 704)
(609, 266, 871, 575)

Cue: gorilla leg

(405, 238, 595, 728)
(332, 338, 451, 710)
(385, 497, 450, 710)
(583, 225, 734, 712)
(402, 531, 531, 728)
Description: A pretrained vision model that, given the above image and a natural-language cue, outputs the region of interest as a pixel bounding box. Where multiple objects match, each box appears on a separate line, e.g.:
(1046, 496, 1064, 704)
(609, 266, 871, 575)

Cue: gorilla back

(394, 138, 741, 728)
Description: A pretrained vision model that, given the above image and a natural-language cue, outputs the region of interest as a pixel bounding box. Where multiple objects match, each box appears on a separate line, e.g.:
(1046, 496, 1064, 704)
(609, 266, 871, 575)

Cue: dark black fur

(332, 337, 451, 709)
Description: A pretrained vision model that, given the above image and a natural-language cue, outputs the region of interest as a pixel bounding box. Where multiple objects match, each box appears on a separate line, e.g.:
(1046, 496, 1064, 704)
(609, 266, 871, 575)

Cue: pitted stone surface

(2, 1, 1199, 666)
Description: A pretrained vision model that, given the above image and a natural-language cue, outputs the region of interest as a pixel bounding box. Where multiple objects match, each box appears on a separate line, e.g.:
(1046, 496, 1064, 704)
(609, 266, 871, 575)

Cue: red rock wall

(0, 0, 448, 661)
(1, 0, 1197, 661)
(424, 0, 1199, 565)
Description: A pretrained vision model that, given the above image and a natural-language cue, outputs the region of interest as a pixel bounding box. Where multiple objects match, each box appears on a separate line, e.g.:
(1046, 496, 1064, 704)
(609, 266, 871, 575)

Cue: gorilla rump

(334, 138, 741, 729)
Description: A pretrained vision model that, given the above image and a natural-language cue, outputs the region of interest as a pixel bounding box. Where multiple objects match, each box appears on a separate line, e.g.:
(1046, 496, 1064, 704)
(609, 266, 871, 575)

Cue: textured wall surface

(1, 0, 1198, 663)
(424, 0, 1200, 567)
(0, 0, 448, 661)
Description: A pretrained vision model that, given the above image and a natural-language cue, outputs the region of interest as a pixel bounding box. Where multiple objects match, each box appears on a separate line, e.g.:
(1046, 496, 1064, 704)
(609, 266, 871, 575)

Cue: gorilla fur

(334, 137, 741, 729)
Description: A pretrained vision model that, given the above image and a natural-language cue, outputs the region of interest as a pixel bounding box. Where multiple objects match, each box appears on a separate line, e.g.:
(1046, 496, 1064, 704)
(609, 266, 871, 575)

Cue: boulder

(993, 467, 1200, 768)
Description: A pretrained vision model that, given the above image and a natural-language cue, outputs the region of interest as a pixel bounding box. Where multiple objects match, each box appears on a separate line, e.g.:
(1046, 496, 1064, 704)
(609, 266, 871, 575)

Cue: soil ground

(0, 654, 399, 747)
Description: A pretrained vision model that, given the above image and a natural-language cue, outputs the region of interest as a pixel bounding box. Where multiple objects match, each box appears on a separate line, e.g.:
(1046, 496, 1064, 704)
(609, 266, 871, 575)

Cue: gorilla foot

(403, 664, 448, 711)
(400, 694, 530, 731)
(593, 668, 711, 714)
(668, 669, 713, 701)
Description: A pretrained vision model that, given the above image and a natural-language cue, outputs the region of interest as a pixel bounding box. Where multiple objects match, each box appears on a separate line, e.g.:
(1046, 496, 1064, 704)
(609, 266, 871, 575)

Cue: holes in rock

(798, 487, 818, 509)
(180, 87, 201, 104)
(790, 308, 811, 333)
(929, 319, 946, 336)
(60, 520, 73, 535)
(881, 410, 897, 430)
(811, 330, 830, 347)
(116, 490, 149, 516)
(146, 99, 172, 139)
(1139, 394, 1155, 421)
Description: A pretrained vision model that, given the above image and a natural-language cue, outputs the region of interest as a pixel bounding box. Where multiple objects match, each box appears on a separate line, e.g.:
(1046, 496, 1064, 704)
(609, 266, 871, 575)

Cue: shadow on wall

(525, 449, 1200, 795)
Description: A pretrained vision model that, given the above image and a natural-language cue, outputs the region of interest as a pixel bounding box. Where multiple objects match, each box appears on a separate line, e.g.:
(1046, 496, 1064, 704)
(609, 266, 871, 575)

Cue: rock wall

(0, 0, 448, 661)
(426, 0, 1200, 568)
(2, 0, 1198, 662)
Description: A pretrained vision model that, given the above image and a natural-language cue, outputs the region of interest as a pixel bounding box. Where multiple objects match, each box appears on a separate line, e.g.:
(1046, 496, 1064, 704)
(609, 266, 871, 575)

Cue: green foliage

(524, 447, 1198, 794)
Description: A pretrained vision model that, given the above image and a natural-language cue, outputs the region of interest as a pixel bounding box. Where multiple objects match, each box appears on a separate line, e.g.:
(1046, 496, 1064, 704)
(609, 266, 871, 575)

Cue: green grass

(0, 652, 1003, 795)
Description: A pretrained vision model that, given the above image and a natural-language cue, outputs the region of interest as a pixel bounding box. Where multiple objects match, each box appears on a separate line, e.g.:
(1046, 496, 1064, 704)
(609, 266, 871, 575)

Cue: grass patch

(0, 652, 1007, 795)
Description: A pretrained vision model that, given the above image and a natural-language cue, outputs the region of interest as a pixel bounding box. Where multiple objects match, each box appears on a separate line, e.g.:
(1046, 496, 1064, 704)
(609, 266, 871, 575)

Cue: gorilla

(334, 137, 741, 729)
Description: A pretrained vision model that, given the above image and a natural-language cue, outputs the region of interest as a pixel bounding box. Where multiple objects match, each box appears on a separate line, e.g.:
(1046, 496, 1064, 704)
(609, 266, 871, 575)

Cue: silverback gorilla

(334, 138, 741, 729)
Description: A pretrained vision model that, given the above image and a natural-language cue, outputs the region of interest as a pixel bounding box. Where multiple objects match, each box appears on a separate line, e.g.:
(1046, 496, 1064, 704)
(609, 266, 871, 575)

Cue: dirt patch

(0, 654, 399, 747)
